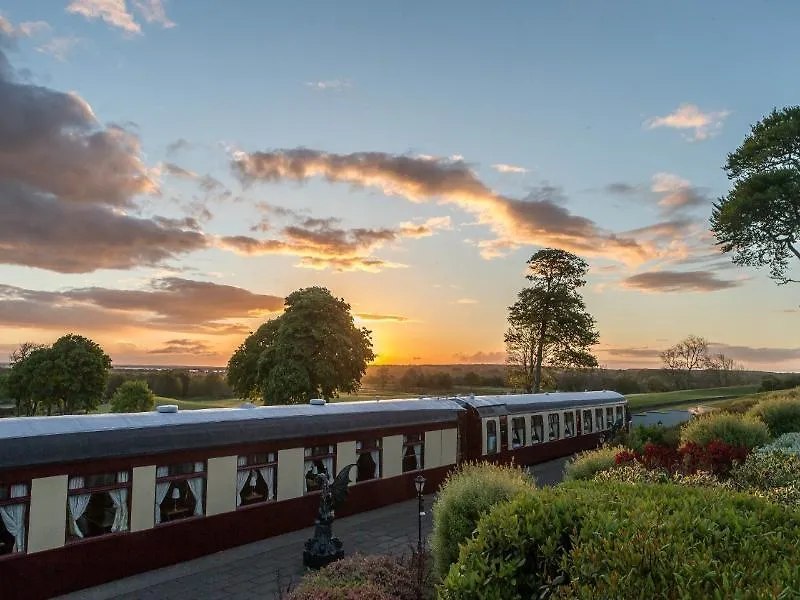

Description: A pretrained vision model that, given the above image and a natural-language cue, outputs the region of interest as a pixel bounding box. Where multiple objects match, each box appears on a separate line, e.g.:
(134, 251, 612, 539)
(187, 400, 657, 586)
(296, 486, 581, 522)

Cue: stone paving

(58, 457, 567, 600)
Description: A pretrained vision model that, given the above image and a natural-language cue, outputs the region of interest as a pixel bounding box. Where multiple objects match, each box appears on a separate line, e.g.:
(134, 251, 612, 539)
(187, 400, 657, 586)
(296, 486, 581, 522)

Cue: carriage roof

(456, 390, 626, 417)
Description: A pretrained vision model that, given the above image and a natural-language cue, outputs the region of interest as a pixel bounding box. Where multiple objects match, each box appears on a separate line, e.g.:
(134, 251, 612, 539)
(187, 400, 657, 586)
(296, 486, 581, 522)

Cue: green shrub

(746, 393, 800, 436)
(440, 482, 800, 600)
(288, 554, 418, 600)
(627, 423, 681, 453)
(564, 445, 624, 481)
(729, 450, 800, 508)
(679, 411, 769, 450)
(429, 461, 533, 580)
(110, 379, 155, 413)
(758, 432, 800, 456)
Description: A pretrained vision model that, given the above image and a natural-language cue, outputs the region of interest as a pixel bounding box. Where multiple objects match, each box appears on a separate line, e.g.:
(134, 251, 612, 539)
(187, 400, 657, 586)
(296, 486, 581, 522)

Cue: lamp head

(414, 474, 426, 494)
(171, 487, 180, 500)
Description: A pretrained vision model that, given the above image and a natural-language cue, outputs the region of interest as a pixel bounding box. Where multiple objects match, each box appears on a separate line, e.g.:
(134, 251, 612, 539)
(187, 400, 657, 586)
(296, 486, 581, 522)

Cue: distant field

(626, 384, 760, 411)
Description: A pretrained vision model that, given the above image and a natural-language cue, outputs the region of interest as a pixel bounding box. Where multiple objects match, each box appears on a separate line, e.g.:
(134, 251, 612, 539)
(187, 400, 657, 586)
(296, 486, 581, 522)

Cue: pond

(631, 408, 695, 428)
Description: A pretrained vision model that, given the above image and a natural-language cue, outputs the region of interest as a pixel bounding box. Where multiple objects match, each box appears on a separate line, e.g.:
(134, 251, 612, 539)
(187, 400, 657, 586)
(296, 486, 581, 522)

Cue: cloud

(161, 161, 197, 179)
(147, 339, 216, 356)
(492, 163, 528, 174)
(0, 278, 284, 335)
(36, 36, 83, 61)
(455, 298, 478, 304)
(644, 103, 731, 141)
(622, 270, 742, 293)
(708, 343, 800, 366)
(650, 172, 708, 213)
(67, 0, 142, 34)
(231, 148, 651, 264)
(166, 138, 190, 156)
(599, 346, 663, 359)
(355, 313, 410, 322)
(132, 0, 175, 28)
(453, 351, 506, 364)
(604, 182, 641, 195)
(0, 16, 51, 42)
(305, 79, 351, 91)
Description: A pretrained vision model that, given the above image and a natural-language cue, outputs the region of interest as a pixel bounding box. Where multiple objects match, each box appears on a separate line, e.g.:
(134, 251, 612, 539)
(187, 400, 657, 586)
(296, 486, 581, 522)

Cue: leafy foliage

(679, 411, 770, 450)
(757, 431, 800, 456)
(746, 393, 800, 437)
(440, 482, 800, 599)
(728, 449, 800, 508)
(563, 445, 624, 481)
(287, 554, 420, 600)
(711, 106, 800, 284)
(110, 380, 155, 413)
(430, 461, 534, 579)
(226, 287, 375, 404)
(626, 423, 682, 453)
(504, 249, 599, 393)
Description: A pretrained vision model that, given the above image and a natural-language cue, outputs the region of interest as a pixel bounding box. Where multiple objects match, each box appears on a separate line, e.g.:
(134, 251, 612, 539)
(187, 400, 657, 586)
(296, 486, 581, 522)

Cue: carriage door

(576, 410, 582, 436)
(499, 416, 508, 453)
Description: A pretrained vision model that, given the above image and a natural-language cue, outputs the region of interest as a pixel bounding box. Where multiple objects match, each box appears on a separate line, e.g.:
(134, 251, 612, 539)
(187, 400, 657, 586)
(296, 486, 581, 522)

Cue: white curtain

(187, 462, 204, 517)
(321, 456, 333, 482)
(258, 466, 274, 500)
(0, 484, 27, 552)
(154, 466, 170, 525)
(67, 477, 92, 538)
(109, 471, 129, 533)
(413, 444, 422, 470)
(235, 469, 251, 507)
(370, 450, 380, 479)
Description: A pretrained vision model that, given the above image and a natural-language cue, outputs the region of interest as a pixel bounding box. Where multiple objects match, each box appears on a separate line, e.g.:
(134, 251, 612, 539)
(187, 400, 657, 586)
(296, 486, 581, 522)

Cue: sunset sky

(1, 1, 798, 371)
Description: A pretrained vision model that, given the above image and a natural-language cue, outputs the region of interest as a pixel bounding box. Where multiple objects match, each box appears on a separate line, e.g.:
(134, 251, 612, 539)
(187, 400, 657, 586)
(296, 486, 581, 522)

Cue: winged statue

(303, 463, 357, 569)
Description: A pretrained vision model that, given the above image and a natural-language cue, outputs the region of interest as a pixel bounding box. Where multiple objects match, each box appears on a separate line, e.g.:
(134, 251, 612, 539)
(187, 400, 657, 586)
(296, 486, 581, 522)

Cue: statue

(303, 463, 356, 569)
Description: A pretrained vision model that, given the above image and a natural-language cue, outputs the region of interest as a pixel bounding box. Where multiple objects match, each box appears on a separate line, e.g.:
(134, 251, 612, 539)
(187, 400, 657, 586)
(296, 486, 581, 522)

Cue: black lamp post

(414, 474, 426, 553)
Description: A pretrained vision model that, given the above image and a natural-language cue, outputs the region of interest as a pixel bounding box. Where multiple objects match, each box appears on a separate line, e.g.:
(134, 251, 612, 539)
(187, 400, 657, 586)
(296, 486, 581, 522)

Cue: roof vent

(310, 398, 326, 406)
(239, 402, 256, 409)
(156, 404, 178, 414)
(469, 393, 475, 400)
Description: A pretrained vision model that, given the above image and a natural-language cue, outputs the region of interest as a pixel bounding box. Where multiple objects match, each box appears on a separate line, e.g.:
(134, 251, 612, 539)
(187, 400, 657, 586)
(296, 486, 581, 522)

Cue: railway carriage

(0, 390, 626, 599)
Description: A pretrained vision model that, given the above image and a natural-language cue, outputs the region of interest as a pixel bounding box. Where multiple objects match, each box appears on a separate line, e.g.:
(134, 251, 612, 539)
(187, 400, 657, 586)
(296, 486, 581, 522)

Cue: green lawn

(626, 384, 760, 411)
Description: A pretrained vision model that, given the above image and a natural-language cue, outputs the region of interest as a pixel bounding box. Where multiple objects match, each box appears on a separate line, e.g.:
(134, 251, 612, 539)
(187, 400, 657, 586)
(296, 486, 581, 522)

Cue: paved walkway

(58, 457, 568, 600)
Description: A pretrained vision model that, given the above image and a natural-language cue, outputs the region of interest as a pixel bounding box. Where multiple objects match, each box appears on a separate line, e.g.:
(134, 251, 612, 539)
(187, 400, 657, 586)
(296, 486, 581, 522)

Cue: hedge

(429, 461, 533, 580)
(439, 482, 800, 599)
(729, 449, 800, 508)
(563, 445, 624, 481)
(627, 423, 682, 453)
(679, 411, 770, 450)
(287, 554, 419, 600)
(757, 432, 800, 457)
(746, 394, 800, 437)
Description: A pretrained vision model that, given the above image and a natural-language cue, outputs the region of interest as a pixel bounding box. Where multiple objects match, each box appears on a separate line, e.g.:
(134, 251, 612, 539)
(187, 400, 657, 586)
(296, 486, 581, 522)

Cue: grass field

(626, 384, 760, 411)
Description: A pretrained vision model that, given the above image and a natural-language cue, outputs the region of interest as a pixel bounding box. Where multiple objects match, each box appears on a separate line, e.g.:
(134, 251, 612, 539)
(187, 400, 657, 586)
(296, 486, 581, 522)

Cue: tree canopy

(711, 106, 800, 284)
(6, 334, 111, 415)
(226, 287, 375, 404)
(110, 379, 156, 413)
(504, 248, 599, 393)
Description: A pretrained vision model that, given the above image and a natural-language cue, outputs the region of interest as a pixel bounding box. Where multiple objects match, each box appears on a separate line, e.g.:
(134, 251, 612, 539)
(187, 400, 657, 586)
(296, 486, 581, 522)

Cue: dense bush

(729, 450, 800, 508)
(746, 393, 800, 436)
(430, 461, 533, 579)
(615, 440, 748, 478)
(758, 432, 800, 456)
(287, 554, 419, 600)
(564, 445, 624, 481)
(680, 411, 770, 450)
(440, 482, 800, 599)
(110, 380, 155, 413)
(627, 423, 681, 453)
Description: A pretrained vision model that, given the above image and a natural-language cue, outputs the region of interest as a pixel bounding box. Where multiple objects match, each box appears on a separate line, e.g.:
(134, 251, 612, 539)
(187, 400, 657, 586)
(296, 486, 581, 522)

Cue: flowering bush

(757, 432, 800, 457)
(746, 394, 800, 436)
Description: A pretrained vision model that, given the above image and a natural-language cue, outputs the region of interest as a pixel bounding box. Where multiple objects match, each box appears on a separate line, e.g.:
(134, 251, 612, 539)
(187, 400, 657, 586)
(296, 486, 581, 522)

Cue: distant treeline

(104, 369, 233, 400)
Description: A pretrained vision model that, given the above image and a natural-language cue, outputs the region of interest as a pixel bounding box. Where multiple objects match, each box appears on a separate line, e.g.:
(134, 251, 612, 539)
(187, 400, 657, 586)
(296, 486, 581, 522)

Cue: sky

(0, 0, 798, 371)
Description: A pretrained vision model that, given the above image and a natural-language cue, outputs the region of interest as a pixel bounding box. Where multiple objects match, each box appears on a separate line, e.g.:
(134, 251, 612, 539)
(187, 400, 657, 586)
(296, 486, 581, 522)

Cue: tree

(373, 366, 394, 390)
(660, 335, 709, 389)
(6, 347, 59, 416)
(49, 334, 112, 414)
(9, 342, 45, 366)
(504, 249, 599, 393)
(110, 380, 155, 413)
(226, 287, 375, 404)
(705, 352, 741, 386)
(710, 106, 800, 284)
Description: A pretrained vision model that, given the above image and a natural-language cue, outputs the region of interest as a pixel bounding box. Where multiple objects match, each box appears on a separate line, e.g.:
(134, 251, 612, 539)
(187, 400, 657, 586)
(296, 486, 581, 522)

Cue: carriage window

(595, 408, 604, 431)
(356, 439, 381, 482)
(531, 415, 544, 444)
(606, 407, 614, 428)
(155, 462, 205, 525)
(486, 420, 498, 454)
(237, 453, 277, 507)
(583, 410, 593, 434)
(0, 483, 29, 555)
(67, 471, 131, 540)
(548, 413, 560, 440)
(510, 417, 526, 448)
(402, 434, 424, 472)
(305, 445, 335, 494)
(563, 412, 575, 437)
(615, 405, 624, 424)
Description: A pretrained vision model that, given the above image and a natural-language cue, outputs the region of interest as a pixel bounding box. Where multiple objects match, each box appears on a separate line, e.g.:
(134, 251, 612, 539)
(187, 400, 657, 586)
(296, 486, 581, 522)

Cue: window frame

(0, 482, 30, 557)
(563, 411, 576, 438)
(485, 419, 498, 455)
(402, 433, 425, 472)
(510, 416, 526, 448)
(66, 470, 132, 543)
(605, 406, 615, 428)
(237, 452, 278, 508)
(547, 412, 561, 441)
(595, 407, 604, 431)
(304, 445, 336, 495)
(155, 460, 207, 525)
(355, 438, 382, 483)
(530, 414, 544, 444)
(582, 409, 593, 435)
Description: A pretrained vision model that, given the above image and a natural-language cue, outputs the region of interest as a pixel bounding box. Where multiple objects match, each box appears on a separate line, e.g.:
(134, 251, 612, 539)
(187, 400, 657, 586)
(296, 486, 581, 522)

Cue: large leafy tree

(504, 249, 599, 393)
(226, 287, 375, 404)
(711, 106, 800, 284)
(6, 335, 111, 416)
(110, 380, 155, 413)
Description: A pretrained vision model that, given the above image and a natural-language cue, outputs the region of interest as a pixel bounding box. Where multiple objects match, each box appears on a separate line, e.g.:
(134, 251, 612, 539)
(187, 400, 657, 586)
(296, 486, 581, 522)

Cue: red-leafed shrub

(615, 441, 747, 478)
(615, 449, 637, 464)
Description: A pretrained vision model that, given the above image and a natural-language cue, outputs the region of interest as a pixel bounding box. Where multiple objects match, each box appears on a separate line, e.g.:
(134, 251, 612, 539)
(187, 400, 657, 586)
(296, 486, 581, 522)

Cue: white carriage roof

(458, 390, 626, 417)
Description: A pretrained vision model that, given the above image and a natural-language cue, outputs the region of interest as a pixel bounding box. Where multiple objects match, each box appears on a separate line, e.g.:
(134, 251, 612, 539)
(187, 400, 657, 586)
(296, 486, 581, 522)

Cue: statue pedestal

(302, 516, 344, 569)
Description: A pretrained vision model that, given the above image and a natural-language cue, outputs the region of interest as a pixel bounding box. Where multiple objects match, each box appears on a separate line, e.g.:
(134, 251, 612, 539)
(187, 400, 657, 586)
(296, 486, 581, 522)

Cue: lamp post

(414, 474, 426, 600)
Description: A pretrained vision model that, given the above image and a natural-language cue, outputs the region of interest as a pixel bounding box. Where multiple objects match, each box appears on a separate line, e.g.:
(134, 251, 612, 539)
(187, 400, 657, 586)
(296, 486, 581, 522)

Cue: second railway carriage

(0, 391, 627, 599)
